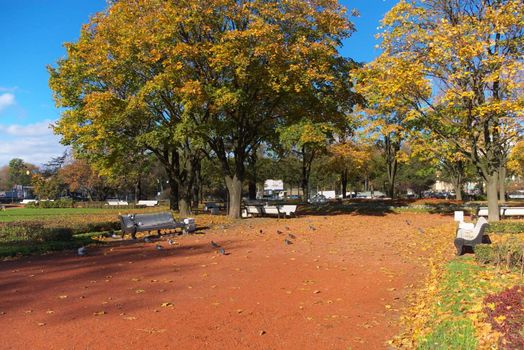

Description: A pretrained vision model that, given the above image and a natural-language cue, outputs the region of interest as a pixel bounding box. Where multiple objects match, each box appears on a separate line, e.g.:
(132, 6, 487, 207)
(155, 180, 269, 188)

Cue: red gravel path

(0, 212, 450, 349)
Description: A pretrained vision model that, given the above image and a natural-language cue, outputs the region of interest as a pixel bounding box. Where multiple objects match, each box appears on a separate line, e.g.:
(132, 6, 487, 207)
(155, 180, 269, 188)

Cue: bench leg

(454, 238, 464, 256)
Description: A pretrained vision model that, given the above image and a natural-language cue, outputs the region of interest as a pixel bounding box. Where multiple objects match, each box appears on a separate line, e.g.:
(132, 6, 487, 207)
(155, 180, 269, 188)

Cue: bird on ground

(77, 247, 87, 256)
(288, 233, 296, 239)
(167, 239, 175, 245)
(219, 248, 227, 255)
(156, 244, 163, 250)
(285, 226, 290, 231)
(211, 241, 220, 248)
(276, 230, 283, 235)
(259, 229, 264, 234)
(284, 239, 293, 245)
(418, 228, 425, 234)
(144, 237, 152, 243)
(309, 225, 316, 231)
(405, 220, 411, 226)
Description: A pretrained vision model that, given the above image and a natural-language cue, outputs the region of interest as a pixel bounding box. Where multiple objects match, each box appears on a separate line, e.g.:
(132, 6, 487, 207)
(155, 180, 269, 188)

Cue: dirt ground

(0, 212, 453, 349)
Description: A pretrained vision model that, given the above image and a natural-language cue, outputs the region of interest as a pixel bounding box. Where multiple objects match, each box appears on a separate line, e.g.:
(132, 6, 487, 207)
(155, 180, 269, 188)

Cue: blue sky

(0, 0, 395, 166)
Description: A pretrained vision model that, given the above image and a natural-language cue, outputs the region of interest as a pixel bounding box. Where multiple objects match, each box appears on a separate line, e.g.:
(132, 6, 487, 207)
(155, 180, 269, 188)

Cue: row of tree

(48, 0, 523, 220)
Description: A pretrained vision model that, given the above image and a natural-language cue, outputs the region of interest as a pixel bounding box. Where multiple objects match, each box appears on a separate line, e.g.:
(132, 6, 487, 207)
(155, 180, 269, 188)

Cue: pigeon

(276, 230, 283, 235)
(418, 228, 425, 234)
(309, 225, 316, 231)
(284, 239, 293, 245)
(259, 229, 264, 234)
(144, 237, 152, 243)
(285, 226, 290, 231)
(77, 247, 87, 256)
(167, 239, 175, 246)
(405, 220, 411, 226)
(211, 241, 220, 248)
(156, 244, 164, 250)
(218, 248, 227, 255)
(288, 233, 296, 239)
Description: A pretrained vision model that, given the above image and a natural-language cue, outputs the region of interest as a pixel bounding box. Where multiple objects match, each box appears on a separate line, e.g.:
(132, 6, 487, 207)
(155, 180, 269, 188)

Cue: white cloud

(0, 120, 66, 166)
(0, 93, 15, 112)
(0, 120, 53, 137)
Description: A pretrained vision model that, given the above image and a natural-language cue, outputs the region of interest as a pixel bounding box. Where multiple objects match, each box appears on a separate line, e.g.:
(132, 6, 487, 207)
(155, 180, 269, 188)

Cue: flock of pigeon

(77, 223, 319, 257)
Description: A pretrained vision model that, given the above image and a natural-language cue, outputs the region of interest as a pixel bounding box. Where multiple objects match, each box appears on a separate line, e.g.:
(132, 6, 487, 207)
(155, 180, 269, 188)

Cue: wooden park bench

(119, 212, 191, 239)
(454, 217, 489, 255)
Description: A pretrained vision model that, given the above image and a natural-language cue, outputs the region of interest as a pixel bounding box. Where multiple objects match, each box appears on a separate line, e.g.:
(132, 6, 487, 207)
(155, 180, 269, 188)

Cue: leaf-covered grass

(394, 253, 524, 349)
(420, 320, 477, 350)
(418, 259, 481, 350)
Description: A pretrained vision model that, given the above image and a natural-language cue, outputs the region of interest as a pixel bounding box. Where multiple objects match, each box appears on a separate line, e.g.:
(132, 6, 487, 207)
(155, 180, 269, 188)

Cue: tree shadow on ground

(0, 237, 248, 320)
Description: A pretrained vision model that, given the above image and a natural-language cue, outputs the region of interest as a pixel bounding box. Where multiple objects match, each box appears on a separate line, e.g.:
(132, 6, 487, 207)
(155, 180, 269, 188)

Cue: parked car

(308, 194, 327, 204)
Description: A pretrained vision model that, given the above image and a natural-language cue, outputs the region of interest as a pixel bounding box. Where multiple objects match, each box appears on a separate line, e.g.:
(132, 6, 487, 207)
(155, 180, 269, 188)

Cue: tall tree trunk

(486, 173, 500, 222)
(499, 165, 506, 203)
(386, 159, 398, 199)
(134, 178, 142, 204)
(450, 176, 463, 201)
(178, 181, 191, 217)
(341, 169, 348, 199)
(247, 152, 257, 200)
(192, 166, 201, 209)
(168, 176, 179, 211)
(225, 174, 242, 219)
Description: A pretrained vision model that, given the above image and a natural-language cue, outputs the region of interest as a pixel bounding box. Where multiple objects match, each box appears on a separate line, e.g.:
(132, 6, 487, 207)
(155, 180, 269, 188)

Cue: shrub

(475, 238, 524, 270)
(23, 198, 74, 209)
(487, 221, 524, 235)
(483, 285, 524, 349)
(474, 244, 494, 264)
(0, 222, 73, 242)
(0, 220, 119, 243)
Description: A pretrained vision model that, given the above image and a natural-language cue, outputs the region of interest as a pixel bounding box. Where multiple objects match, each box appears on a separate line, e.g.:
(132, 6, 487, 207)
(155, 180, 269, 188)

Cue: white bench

(454, 217, 488, 255)
(262, 206, 282, 218)
(477, 206, 524, 217)
(279, 205, 298, 217)
(246, 205, 263, 217)
(107, 200, 129, 206)
(137, 200, 158, 207)
(21, 199, 38, 205)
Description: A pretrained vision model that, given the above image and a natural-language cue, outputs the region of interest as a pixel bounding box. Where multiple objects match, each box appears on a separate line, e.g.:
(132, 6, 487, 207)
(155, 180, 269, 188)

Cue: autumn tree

(50, 0, 356, 218)
(368, 0, 523, 220)
(329, 140, 372, 198)
(59, 160, 111, 201)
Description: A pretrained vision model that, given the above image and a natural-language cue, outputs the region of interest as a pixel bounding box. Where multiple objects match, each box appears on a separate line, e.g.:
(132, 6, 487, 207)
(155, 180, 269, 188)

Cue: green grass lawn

(0, 206, 169, 222)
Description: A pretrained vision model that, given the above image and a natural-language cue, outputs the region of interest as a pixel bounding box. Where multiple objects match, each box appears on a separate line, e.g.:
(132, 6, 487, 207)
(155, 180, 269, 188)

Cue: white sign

(264, 179, 284, 191)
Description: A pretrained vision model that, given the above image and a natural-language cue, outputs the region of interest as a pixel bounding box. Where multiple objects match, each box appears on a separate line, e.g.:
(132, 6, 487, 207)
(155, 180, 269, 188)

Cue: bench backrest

(474, 217, 488, 236)
(263, 206, 280, 215)
(133, 212, 175, 227)
(247, 205, 262, 214)
(120, 214, 136, 229)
